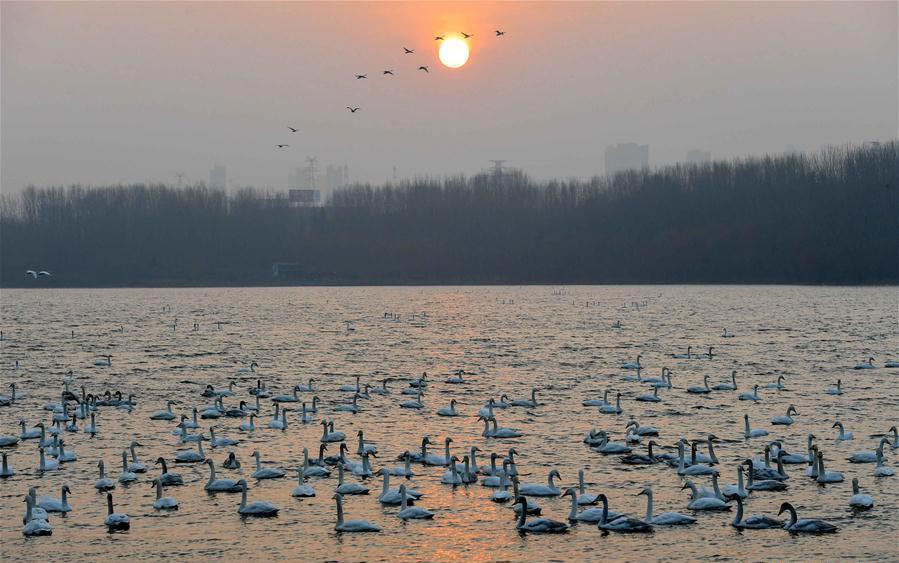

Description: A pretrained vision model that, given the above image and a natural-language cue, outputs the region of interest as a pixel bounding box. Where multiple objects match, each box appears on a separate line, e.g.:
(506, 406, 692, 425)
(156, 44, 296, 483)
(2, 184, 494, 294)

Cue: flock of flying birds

(1, 306, 896, 542)
(273, 28, 506, 149)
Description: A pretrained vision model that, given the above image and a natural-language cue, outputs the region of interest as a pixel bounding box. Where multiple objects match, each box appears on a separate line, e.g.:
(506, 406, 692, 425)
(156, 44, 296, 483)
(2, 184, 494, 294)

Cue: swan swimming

(518, 469, 562, 497)
(848, 477, 873, 509)
(513, 495, 568, 533)
(778, 502, 837, 533)
(291, 469, 315, 497)
(152, 478, 179, 509)
(825, 379, 844, 395)
(22, 496, 52, 536)
(204, 459, 242, 492)
(251, 450, 285, 480)
(726, 494, 781, 529)
(104, 492, 130, 530)
(621, 354, 642, 370)
(397, 484, 433, 520)
(833, 421, 854, 441)
(640, 485, 696, 525)
(333, 493, 379, 532)
(563, 488, 620, 522)
(596, 493, 651, 533)
(237, 479, 279, 517)
(738, 384, 761, 401)
(38, 484, 72, 513)
(744, 414, 769, 439)
(686, 375, 711, 394)
(712, 370, 738, 391)
(771, 404, 798, 425)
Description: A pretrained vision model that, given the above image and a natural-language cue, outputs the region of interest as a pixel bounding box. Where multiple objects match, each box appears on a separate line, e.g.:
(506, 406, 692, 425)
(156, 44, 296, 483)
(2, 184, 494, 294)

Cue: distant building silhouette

(605, 143, 649, 175)
(686, 149, 711, 164)
(209, 165, 227, 191)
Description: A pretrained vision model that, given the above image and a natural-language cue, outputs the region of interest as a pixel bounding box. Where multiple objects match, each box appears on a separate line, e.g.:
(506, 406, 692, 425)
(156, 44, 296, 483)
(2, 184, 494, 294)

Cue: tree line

(1, 142, 896, 287)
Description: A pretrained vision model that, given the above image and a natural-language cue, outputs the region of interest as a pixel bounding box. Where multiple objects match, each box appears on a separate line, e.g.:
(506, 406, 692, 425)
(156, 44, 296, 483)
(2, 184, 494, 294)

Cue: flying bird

(346, 106, 360, 113)
(418, 66, 429, 73)
(383, 70, 394, 75)
(25, 270, 37, 278)
(495, 30, 506, 37)
(38, 271, 51, 276)
(434, 36, 444, 41)
(355, 74, 367, 79)
(288, 126, 299, 133)
(403, 47, 414, 54)
(276, 144, 289, 148)
(461, 32, 474, 39)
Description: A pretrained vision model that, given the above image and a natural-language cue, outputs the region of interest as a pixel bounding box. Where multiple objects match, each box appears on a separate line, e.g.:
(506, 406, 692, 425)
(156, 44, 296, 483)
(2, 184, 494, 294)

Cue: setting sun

(438, 38, 469, 68)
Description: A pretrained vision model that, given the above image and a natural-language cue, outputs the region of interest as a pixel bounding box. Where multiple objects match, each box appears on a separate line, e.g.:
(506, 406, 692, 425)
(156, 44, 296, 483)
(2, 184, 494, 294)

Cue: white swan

(175, 440, 206, 463)
(712, 370, 738, 391)
(296, 378, 315, 392)
(209, 426, 239, 448)
(738, 384, 761, 401)
(848, 438, 889, 463)
(378, 469, 422, 504)
(575, 469, 599, 505)
(437, 399, 459, 417)
(518, 469, 561, 496)
(204, 459, 242, 492)
(771, 404, 798, 425)
(95, 459, 116, 490)
(239, 413, 256, 431)
(510, 388, 539, 408)
(423, 436, 453, 466)
(513, 495, 568, 533)
(22, 496, 52, 536)
(825, 379, 844, 395)
(397, 484, 433, 520)
(634, 386, 662, 402)
(592, 432, 631, 454)
(621, 354, 642, 370)
(336, 464, 369, 494)
(744, 414, 769, 438)
(582, 389, 611, 406)
(149, 478, 178, 510)
(727, 494, 781, 529)
(38, 447, 59, 472)
(19, 420, 42, 440)
(339, 375, 362, 393)
(677, 441, 718, 476)
(154, 457, 184, 486)
(334, 393, 361, 413)
(854, 357, 875, 369)
(237, 479, 278, 516)
(149, 401, 177, 420)
(0, 452, 13, 477)
(104, 493, 130, 530)
(765, 375, 787, 389)
(742, 460, 787, 491)
(118, 451, 138, 483)
(848, 477, 873, 509)
(563, 488, 619, 522)
(441, 457, 463, 485)
(596, 493, 651, 533)
(641, 485, 696, 525)
(292, 469, 315, 497)
(815, 452, 843, 484)
(251, 450, 285, 480)
(683, 483, 730, 511)
(778, 502, 837, 533)
(672, 346, 693, 359)
(267, 406, 289, 430)
(388, 451, 415, 477)
(38, 484, 72, 513)
(687, 375, 711, 394)
(333, 493, 379, 532)
(873, 448, 893, 476)
(833, 421, 854, 441)
(599, 392, 623, 414)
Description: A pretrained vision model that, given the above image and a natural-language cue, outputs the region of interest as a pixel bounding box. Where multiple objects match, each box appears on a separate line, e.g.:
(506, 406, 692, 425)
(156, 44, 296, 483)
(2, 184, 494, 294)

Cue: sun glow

(438, 38, 469, 68)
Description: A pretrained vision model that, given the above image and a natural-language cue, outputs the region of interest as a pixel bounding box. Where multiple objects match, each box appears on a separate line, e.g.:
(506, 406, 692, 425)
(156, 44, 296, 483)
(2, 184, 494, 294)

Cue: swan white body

(334, 493, 380, 532)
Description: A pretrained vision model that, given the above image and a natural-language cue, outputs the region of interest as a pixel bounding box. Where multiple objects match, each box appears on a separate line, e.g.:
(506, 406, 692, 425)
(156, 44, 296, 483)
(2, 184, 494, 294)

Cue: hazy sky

(2, 1, 896, 192)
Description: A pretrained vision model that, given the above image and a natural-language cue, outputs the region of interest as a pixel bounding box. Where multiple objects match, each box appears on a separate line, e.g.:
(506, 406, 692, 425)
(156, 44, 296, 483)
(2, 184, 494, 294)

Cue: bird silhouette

(403, 47, 414, 54)
(418, 66, 429, 73)
(276, 144, 289, 148)
(461, 32, 474, 39)
(383, 70, 394, 75)
(25, 270, 37, 278)
(434, 36, 444, 41)
(495, 30, 506, 37)
(288, 127, 299, 133)
(346, 106, 360, 113)
(355, 74, 367, 79)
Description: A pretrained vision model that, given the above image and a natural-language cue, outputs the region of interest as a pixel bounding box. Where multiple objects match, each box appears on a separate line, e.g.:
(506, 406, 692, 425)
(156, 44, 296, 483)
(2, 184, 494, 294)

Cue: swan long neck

(568, 492, 578, 519)
(335, 495, 344, 525)
(156, 479, 163, 500)
(644, 490, 654, 522)
(708, 439, 718, 464)
(25, 495, 33, 521)
(107, 494, 114, 516)
(733, 496, 743, 525)
(382, 471, 389, 494)
(578, 470, 585, 494)
(240, 485, 247, 509)
(785, 505, 797, 527)
(744, 416, 751, 436)
(208, 462, 217, 482)
(516, 501, 527, 528)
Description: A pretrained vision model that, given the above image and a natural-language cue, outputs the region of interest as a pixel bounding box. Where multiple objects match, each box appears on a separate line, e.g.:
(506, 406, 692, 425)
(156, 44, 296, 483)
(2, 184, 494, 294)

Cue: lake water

(0, 286, 896, 562)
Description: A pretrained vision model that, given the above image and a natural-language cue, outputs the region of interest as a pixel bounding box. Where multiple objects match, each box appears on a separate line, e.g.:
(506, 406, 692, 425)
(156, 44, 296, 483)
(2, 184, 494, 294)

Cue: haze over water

(1, 286, 896, 562)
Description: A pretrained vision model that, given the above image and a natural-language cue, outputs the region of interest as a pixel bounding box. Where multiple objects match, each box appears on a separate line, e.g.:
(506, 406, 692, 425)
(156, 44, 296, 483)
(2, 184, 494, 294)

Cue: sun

(439, 38, 469, 68)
